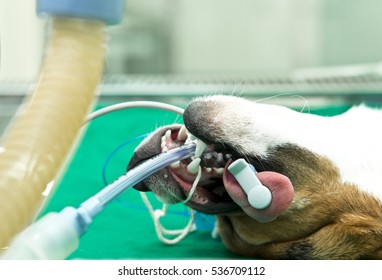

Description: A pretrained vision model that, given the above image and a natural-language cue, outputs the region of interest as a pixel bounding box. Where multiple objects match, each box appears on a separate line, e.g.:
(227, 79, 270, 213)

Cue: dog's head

(128, 95, 382, 259)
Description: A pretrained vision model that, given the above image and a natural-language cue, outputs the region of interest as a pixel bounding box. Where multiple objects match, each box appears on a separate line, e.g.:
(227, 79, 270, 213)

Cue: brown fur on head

(128, 96, 382, 259)
(218, 148, 382, 259)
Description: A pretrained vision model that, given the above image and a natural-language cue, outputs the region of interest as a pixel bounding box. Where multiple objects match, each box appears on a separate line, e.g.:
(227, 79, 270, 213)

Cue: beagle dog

(128, 95, 382, 259)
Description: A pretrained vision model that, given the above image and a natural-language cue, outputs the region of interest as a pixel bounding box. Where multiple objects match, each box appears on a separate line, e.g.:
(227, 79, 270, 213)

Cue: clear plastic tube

(81, 143, 196, 218)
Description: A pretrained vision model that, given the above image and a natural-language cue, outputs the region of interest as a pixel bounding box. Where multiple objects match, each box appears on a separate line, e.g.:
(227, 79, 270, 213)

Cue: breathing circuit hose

(0, 17, 105, 250)
(0, 0, 124, 250)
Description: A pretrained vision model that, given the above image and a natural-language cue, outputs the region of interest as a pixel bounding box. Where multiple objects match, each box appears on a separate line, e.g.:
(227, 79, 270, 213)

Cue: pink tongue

(223, 162, 294, 223)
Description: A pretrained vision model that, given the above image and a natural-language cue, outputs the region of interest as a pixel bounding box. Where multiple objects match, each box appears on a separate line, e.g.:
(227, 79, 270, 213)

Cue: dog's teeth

(214, 167, 224, 175)
(205, 167, 212, 173)
(170, 161, 180, 168)
(187, 158, 201, 174)
(162, 146, 169, 152)
(217, 153, 224, 163)
(203, 153, 212, 160)
(177, 125, 188, 141)
(161, 136, 166, 148)
(165, 129, 172, 140)
(195, 139, 207, 158)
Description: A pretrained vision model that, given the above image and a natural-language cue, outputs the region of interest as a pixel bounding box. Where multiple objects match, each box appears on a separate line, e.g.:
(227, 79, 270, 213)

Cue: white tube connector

(1, 208, 83, 260)
(228, 159, 272, 210)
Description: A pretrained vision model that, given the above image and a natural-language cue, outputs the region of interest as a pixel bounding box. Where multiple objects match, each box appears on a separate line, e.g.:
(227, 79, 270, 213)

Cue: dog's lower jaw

(215, 142, 382, 259)
(218, 207, 382, 259)
(216, 215, 316, 259)
(217, 177, 382, 260)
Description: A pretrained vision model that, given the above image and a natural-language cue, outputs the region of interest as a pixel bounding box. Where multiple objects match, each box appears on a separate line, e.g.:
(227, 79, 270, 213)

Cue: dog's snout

(183, 100, 204, 127)
(183, 100, 219, 144)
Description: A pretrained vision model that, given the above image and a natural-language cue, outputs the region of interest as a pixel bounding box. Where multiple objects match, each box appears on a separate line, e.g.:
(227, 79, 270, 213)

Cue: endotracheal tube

(2, 141, 197, 260)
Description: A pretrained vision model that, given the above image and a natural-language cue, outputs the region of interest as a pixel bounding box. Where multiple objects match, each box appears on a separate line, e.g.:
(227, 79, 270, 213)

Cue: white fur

(205, 96, 382, 199)
(275, 105, 382, 200)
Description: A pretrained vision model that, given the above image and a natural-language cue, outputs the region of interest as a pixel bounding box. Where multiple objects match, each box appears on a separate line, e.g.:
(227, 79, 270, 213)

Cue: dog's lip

(156, 125, 240, 214)
(168, 168, 238, 213)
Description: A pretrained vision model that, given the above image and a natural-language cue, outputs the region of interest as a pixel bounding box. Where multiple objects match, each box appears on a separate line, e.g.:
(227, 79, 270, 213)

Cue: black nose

(133, 182, 150, 192)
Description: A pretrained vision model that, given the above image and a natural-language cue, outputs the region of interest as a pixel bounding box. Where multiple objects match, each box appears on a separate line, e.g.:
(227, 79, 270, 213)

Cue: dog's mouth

(129, 124, 294, 218)
(164, 126, 238, 211)
(129, 124, 241, 214)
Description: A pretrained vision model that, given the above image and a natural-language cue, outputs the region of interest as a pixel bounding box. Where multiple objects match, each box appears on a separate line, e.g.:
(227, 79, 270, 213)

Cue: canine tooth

(177, 125, 188, 141)
(170, 161, 180, 168)
(187, 158, 201, 174)
(214, 167, 224, 175)
(205, 167, 212, 173)
(165, 129, 172, 140)
(162, 146, 168, 152)
(195, 139, 207, 158)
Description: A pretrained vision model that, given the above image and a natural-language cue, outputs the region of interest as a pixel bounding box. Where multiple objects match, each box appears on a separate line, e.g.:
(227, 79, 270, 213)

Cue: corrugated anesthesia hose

(0, 17, 105, 249)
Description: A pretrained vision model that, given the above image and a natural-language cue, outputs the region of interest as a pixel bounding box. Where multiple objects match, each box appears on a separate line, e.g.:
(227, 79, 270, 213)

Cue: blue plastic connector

(36, 0, 125, 25)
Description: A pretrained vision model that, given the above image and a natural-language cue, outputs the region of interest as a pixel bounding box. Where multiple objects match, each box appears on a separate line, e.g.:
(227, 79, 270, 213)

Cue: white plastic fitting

(228, 159, 272, 210)
(1, 208, 83, 260)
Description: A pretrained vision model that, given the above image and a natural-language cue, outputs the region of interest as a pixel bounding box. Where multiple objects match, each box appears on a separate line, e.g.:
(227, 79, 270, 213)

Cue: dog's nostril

(133, 183, 150, 192)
